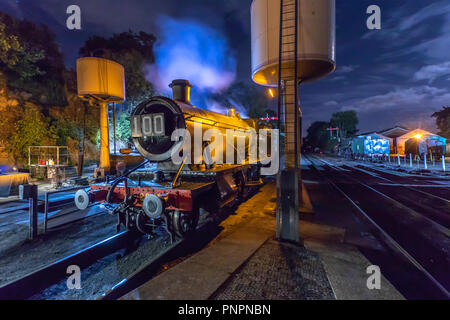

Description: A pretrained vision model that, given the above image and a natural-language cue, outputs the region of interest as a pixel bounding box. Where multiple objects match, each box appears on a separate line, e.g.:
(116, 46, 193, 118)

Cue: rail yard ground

(1, 154, 449, 299)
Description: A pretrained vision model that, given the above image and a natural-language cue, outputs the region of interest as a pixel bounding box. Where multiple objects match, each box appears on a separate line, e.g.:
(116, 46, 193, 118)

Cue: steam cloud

(146, 17, 237, 103)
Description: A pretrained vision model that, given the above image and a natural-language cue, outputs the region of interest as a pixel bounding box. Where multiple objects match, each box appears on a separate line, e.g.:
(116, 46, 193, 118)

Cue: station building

(356, 127, 447, 157)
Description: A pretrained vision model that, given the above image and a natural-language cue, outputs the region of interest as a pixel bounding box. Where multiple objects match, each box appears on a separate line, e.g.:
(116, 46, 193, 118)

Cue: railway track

(0, 204, 223, 300)
(347, 162, 450, 201)
(0, 201, 104, 233)
(325, 162, 450, 229)
(0, 197, 72, 215)
(100, 212, 224, 300)
(0, 230, 137, 300)
(304, 154, 450, 299)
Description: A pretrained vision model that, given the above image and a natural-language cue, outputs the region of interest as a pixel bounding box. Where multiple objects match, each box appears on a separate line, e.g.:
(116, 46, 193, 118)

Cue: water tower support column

(99, 101, 110, 173)
(276, 0, 300, 243)
(250, 0, 336, 242)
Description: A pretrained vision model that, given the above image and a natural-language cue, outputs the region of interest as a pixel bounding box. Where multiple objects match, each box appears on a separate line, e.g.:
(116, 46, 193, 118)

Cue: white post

(397, 154, 401, 166)
(443, 155, 446, 172)
(409, 153, 412, 168)
(424, 153, 427, 170)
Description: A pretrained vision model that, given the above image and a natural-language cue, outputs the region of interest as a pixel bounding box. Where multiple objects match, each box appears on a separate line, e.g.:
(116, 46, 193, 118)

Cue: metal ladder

(277, 0, 299, 170)
(276, 0, 300, 243)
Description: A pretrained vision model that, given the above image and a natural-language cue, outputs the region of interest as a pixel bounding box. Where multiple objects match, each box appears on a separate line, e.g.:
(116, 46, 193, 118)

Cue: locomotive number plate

(131, 113, 165, 138)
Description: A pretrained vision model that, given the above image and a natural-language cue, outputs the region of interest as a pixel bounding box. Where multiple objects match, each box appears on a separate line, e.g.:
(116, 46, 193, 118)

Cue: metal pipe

(172, 157, 186, 188)
(113, 103, 117, 155)
(44, 192, 49, 234)
(99, 102, 110, 173)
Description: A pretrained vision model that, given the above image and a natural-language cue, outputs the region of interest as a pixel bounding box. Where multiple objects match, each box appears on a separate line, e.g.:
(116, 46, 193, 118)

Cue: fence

(351, 153, 447, 172)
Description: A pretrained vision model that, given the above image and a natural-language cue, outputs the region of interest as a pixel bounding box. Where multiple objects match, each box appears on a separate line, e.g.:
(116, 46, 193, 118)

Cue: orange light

(268, 88, 275, 98)
(414, 134, 422, 139)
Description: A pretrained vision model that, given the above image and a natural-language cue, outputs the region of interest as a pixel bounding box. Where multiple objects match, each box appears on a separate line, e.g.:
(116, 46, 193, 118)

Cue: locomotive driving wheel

(171, 208, 199, 238)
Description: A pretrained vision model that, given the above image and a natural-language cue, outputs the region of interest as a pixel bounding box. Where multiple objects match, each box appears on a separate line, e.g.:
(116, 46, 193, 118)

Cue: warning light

(260, 116, 278, 121)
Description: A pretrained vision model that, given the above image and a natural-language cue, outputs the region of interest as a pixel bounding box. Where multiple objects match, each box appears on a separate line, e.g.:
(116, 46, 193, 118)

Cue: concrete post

(20, 184, 38, 240)
(397, 154, 400, 166)
(409, 153, 412, 168)
(443, 155, 446, 172)
(424, 154, 427, 170)
(276, 169, 300, 243)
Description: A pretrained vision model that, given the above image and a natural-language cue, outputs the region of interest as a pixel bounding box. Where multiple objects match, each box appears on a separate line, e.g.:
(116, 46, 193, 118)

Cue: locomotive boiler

(75, 80, 269, 239)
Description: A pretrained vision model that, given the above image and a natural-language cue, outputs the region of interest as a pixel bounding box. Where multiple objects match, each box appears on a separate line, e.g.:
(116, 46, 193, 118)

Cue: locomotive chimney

(169, 79, 192, 104)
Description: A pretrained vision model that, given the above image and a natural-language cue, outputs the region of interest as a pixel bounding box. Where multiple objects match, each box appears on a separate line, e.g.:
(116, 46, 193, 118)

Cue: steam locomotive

(74, 80, 270, 240)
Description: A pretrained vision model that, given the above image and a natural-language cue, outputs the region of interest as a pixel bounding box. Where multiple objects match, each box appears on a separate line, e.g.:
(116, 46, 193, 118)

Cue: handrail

(171, 157, 186, 188)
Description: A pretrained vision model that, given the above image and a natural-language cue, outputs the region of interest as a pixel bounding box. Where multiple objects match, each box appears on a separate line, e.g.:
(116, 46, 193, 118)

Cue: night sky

(1, 0, 449, 134)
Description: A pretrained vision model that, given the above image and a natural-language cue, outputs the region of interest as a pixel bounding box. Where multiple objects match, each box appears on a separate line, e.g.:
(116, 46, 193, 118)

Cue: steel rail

(304, 154, 450, 299)
(100, 239, 183, 300)
(346, 163, 450, 203)
(100, 216, 219, 300)
(0, 230, 136, 300)
(320, 159, 449, 233)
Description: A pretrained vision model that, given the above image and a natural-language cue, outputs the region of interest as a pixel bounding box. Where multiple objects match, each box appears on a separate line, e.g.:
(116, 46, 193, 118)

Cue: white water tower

(77, 57, 126, 174)
(251, 0, 336, 242)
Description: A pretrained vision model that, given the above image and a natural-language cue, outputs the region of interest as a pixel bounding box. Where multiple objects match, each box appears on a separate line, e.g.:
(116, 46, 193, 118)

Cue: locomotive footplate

(83, 180, 215, 241)
(90, 181, 215, 212)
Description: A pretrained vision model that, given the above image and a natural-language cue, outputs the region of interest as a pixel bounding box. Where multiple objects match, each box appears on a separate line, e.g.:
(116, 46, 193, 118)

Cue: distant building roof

(378, 126, 410, 138)
(356, 133, 389, 140)
(397, 128, 441, 140)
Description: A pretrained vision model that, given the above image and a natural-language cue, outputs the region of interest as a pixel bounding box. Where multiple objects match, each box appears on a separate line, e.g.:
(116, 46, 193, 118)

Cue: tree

(0, 102, 56, 166)
(49, 90, 100, 165)
(0, 12, 66, 106)
(432, 106, 450, 139)
(115, 112, 131, 145)
(0, 22, 45, 79)
(305, 121, 331, 150)
(330, 111, 359, 138)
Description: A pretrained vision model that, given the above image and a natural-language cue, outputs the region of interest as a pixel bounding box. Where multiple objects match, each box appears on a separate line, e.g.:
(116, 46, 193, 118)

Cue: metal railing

(43, 185, 88, 234)
(348, 153, 448, 172)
